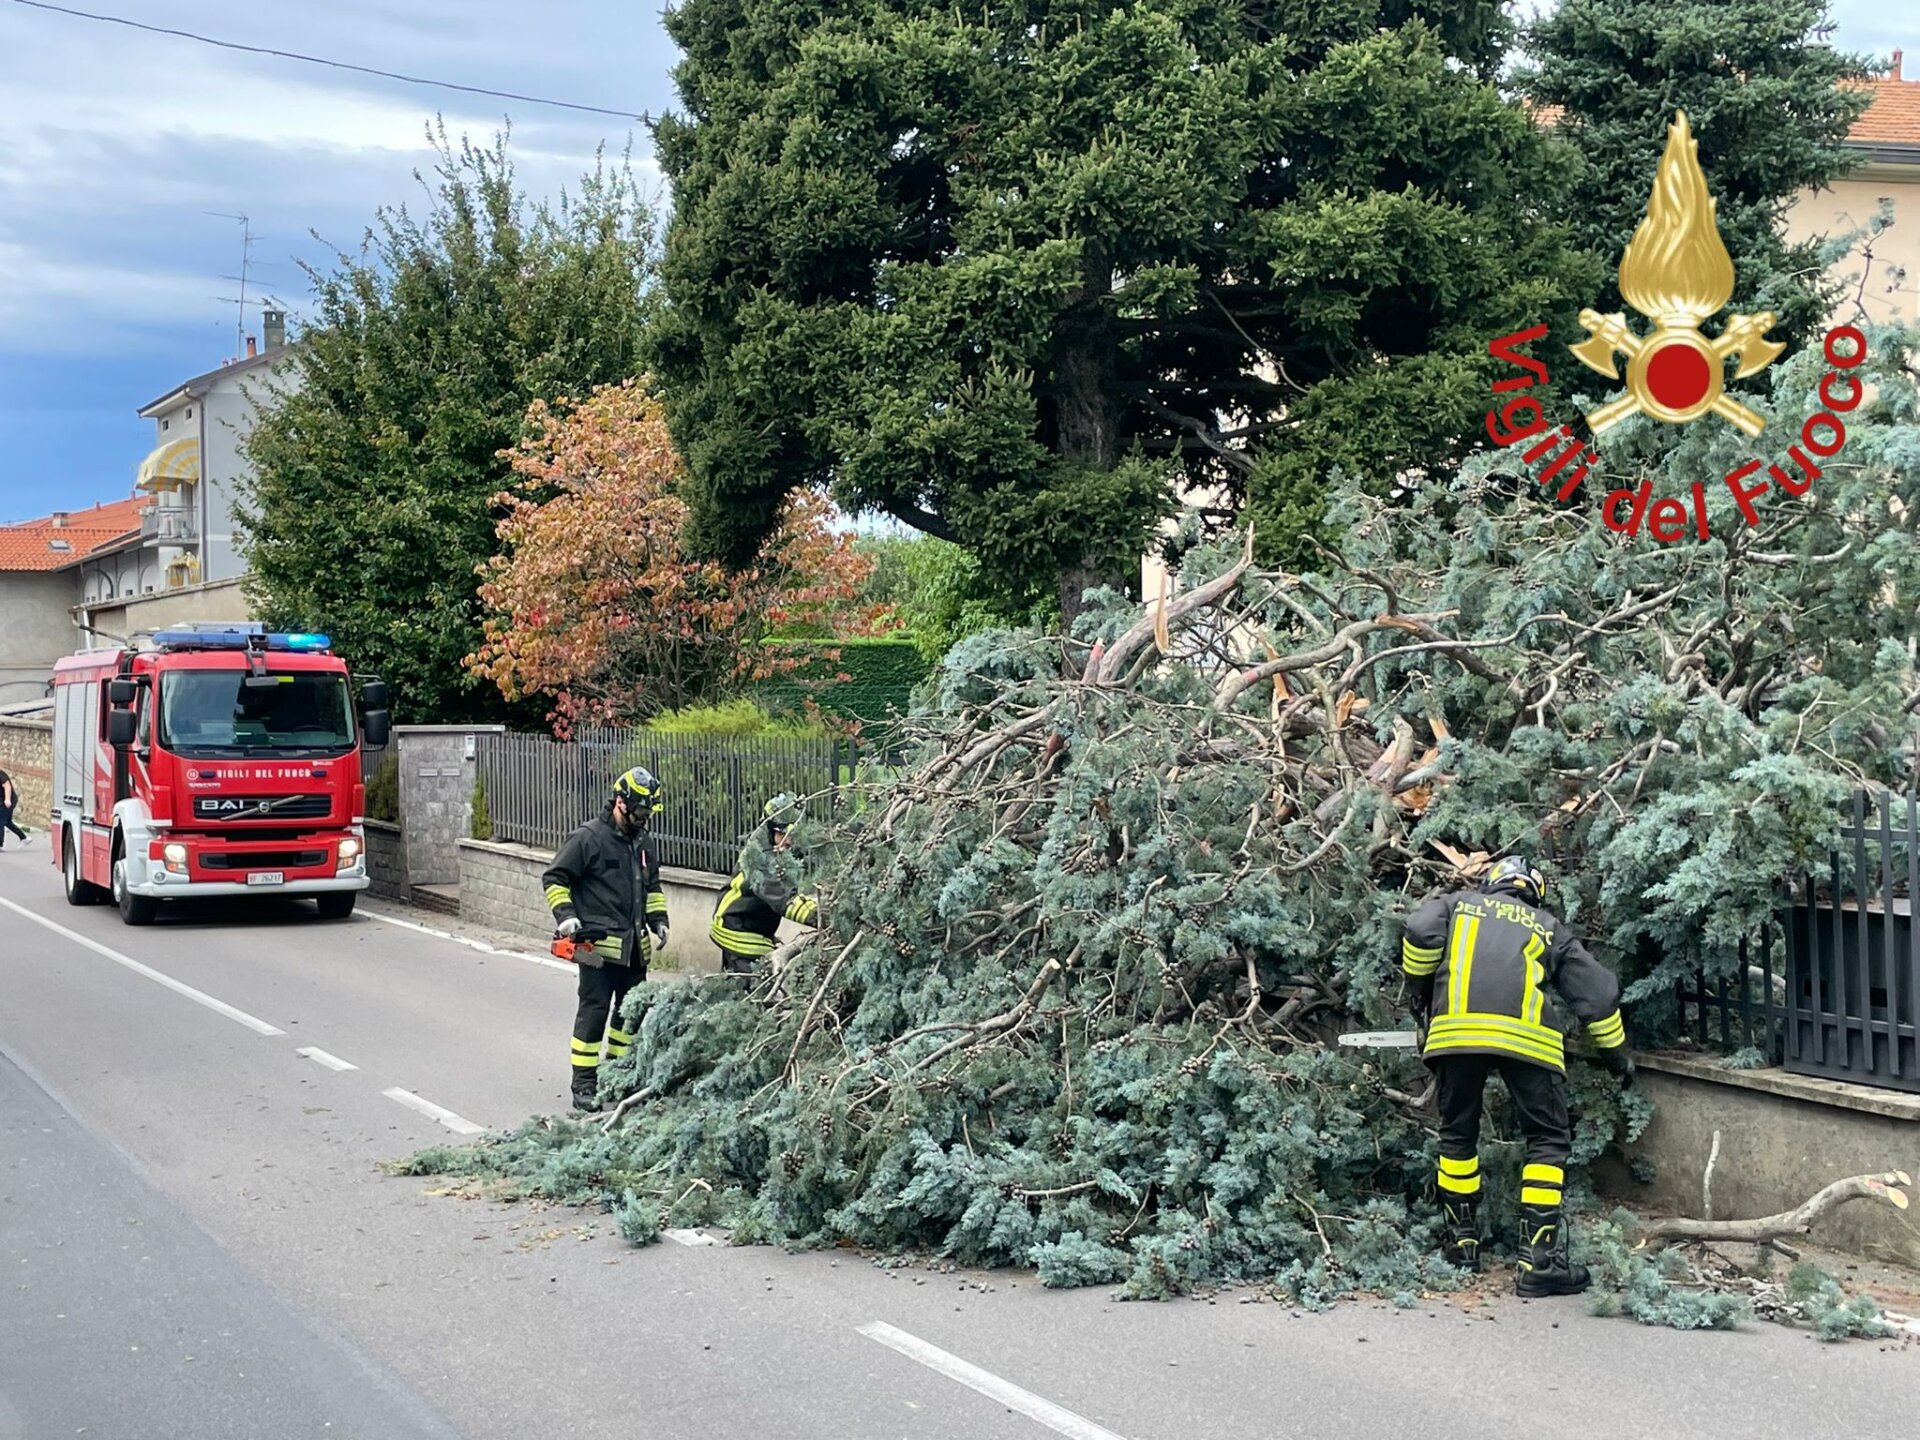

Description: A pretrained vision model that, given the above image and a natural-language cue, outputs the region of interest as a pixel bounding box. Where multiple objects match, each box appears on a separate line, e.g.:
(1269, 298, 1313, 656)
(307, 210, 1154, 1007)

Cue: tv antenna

(207, 211, 269, 357)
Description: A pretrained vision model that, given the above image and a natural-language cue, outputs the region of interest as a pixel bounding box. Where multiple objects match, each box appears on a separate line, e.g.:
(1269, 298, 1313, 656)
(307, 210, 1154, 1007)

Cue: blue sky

(0, 0, 1908, 524)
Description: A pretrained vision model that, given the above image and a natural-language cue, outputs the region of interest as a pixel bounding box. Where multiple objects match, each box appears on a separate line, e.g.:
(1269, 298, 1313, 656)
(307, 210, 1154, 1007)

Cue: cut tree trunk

(1637, 1171, 1912, 1246)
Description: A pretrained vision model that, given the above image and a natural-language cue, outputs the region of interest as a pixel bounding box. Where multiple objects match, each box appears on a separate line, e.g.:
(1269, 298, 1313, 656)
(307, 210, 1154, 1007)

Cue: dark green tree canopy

(650, 0, 1598, 605)
(1519, 0, 1873, 349)
(239, 129, 653, 723)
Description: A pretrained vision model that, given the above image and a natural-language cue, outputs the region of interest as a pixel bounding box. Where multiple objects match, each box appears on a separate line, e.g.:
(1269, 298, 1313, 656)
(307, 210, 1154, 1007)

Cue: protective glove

(1599, 1047, 1636, 1087)
(556, 915, 581, 938)
(648, 917, 669, 953)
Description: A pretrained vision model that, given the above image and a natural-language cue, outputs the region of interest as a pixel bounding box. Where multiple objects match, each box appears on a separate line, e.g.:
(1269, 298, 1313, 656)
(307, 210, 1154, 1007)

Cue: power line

(7, 0, 651, 123)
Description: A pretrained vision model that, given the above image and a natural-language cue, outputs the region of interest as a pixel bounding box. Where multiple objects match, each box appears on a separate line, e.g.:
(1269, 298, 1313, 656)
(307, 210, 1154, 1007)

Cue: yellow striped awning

(137, 436, 199, 491)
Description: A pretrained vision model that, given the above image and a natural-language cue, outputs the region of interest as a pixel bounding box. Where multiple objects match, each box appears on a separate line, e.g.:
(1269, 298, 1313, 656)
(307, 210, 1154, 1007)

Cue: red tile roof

(1851, 52, 1920, 145)
(0, 497, 144, 573)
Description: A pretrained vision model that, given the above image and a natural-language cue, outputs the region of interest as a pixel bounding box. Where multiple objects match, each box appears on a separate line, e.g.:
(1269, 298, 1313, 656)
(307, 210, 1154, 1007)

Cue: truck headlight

(162, 842, 188, 875)
(337, 837, 362, 870)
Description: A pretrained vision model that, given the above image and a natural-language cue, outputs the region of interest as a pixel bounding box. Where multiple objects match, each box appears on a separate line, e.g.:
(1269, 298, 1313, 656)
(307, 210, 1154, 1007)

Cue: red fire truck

(49, 623, 391, 925)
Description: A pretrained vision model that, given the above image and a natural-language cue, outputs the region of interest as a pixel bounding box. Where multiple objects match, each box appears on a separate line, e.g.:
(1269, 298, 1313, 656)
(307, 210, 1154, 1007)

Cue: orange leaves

(467, 382, 882, 731)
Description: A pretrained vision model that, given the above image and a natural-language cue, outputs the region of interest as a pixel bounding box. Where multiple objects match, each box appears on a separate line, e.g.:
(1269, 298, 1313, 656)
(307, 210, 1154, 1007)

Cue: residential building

(1782, 50, 1920, 328)
(131, 307, 292, 591)
(0, 499, 142, 703)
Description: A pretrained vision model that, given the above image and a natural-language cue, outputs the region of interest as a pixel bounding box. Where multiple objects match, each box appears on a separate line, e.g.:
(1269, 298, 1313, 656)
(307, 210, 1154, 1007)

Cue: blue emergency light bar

(149, 623, 332, 654)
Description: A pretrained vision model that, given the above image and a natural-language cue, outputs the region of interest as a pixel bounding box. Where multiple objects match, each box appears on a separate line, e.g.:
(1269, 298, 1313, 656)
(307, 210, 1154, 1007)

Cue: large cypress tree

(1519, 0, 1873, 349)
(650, 0, 1597, 607)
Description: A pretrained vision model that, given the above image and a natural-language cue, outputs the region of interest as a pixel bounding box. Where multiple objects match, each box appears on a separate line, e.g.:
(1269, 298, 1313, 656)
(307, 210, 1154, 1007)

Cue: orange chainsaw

(550, 929, 607, 964)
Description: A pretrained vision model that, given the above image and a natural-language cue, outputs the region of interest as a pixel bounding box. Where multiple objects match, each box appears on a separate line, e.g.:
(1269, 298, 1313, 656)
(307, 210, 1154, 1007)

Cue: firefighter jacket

(542, 810, 668, 966)
(1401, 885, 1626, 1072)
(710, 863, 817, 961)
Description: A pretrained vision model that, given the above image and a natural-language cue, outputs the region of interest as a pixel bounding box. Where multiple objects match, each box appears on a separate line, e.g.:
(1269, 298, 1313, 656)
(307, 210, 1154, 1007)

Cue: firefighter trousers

(570, 955, 646, 1073)
(1431, 1054, 1572, 1206)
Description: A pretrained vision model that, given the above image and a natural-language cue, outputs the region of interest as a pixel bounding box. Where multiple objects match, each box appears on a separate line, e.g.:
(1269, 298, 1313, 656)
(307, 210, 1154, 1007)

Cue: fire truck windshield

(157, 669, 357, 757)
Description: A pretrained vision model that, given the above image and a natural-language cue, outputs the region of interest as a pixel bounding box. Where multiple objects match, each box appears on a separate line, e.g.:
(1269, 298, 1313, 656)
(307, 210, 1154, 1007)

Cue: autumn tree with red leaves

(471, 382, 881, 732)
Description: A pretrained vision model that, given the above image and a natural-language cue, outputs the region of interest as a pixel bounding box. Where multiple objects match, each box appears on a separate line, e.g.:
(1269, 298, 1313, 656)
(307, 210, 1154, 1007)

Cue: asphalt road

(0, 850, 1911, 1440)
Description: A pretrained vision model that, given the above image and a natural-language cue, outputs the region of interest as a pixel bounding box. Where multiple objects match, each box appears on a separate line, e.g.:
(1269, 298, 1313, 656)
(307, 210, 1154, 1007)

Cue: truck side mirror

(107, 709, 137, 748)
(108, 678, 136, 707)
(363, 709, 391, 748)
(360, 679, 390, 711)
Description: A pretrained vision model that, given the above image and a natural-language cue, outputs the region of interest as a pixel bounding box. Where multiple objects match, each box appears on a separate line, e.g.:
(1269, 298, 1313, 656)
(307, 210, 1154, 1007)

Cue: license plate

(246, 872, 285, 887)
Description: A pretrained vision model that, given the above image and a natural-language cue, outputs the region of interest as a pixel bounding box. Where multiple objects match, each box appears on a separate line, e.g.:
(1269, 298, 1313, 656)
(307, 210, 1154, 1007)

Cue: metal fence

(1675, 925, 1783, 1058)
(477, 728, 856, 874)
(1779, 789, 1920, 1092)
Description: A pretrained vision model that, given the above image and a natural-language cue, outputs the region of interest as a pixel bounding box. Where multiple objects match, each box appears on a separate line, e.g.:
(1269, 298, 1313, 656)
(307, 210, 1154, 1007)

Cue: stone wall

(0, 716, 54, 830)
(1596, 1053, 1920, 1269)
(364, 820, 408, 903)
(393, 725, 501, 887)
(458, 838, 736, 974)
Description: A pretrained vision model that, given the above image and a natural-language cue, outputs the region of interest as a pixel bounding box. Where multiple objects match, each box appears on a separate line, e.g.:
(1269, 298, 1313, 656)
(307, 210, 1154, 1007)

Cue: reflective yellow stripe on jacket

(710, 874, 775, 958)
(1425, 1012, 1566, 1071)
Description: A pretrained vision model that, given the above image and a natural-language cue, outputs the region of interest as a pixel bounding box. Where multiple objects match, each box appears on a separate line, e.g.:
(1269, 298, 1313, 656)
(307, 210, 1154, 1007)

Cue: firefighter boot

(1514, 1204, 1590, 1297)
(1441, 1196, 1482, 1273)
(571, 1067, 602, 1114)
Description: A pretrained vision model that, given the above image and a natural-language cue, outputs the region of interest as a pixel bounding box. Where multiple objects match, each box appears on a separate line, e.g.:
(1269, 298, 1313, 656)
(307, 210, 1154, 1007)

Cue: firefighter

(1400, 855, 1634, 1295)
(542, 766, 671, 1112)
(710, 796, 819, 974)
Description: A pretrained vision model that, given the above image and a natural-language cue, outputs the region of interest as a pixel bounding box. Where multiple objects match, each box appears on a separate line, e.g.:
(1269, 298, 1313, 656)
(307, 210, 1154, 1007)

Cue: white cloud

(0, 2, 662, 350)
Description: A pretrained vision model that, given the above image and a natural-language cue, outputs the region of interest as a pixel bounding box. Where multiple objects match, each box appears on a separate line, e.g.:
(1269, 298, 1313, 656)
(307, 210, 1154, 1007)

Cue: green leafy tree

(855, 535, 1051, 662)
(1519, 0, 1873, 349)
(648, 0, 1598, 607)
(239, 128, 653, 722)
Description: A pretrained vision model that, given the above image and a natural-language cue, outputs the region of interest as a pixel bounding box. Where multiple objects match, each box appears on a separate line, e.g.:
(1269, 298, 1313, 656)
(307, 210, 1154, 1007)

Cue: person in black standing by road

(541, 766, 669, 1112)
(0, 768, 29, 848)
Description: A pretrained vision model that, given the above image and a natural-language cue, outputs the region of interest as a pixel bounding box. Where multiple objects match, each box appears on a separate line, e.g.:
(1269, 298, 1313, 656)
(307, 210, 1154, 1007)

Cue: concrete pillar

(392, 724, 503, 887)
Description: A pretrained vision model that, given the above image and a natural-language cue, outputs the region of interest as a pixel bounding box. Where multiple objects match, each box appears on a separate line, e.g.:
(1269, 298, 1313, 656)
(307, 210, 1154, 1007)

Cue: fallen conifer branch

(1637, 1172, 1912, 1246)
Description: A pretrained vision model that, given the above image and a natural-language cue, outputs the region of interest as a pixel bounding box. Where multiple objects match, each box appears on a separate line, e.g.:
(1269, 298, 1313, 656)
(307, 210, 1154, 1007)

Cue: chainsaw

(550, 929, 609, 965)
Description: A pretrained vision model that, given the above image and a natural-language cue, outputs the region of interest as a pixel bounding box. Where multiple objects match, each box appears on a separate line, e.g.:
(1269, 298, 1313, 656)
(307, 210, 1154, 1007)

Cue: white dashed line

(382, 1087, 487, 1136)
(295, 1046, 357, 1072)
(857, 1321, 1131, 1440)
(359, 908, 575, 972)
(0, 896, 284, 1037)
(663, 1228, 719, 1246)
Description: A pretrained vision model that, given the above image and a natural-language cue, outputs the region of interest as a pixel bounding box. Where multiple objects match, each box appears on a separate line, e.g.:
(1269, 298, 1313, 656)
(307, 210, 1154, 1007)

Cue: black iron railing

(476, 728, 858, 874)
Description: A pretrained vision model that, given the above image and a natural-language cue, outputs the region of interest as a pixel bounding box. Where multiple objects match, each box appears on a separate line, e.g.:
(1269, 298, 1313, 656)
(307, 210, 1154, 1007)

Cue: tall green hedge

(754, 639, 929, 732)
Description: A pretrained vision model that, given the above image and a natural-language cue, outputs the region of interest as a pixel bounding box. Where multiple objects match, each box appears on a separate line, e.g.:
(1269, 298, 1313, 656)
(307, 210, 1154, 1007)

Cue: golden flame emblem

(1570, 112, 1784, 436)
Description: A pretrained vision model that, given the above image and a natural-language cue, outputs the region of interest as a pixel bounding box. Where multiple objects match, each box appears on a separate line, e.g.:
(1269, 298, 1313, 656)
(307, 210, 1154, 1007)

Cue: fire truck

(49, 623, 391, 926)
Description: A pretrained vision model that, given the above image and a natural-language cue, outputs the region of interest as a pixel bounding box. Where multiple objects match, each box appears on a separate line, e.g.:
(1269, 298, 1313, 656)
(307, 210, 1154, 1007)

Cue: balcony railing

(139, 506, 197, 542)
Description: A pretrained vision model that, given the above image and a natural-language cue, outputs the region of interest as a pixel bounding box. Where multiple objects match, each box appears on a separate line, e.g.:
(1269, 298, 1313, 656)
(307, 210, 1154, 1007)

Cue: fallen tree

(402, 334, 1920, 1320)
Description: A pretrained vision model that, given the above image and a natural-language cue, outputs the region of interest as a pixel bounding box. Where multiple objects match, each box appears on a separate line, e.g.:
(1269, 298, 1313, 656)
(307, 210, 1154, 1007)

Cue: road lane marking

(296, 1046, 357, 1072)
(359, 908, 575, 973)
(857, 1321, 1130, 1440)
(0, 896, 284, 1037)
(664, 1228, 719, 1246)
(382, 1087, 486, 1136)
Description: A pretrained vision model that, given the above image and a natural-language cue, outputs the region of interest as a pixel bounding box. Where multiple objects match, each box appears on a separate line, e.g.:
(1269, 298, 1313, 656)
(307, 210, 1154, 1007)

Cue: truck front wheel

(111, 837, 159, 926)
(315, 892, 356, 921)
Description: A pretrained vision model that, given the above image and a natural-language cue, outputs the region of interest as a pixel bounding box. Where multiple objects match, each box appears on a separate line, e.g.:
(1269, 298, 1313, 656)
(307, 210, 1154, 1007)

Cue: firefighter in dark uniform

(710, 796, 818, 974)
(542, 766, 670, 1112)
(1401, 856, 1634, 1295)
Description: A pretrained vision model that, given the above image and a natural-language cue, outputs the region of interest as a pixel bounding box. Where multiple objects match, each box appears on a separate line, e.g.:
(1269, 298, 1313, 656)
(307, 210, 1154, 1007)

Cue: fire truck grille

(192, 793, 333, 821)
(201, 849, 330, 871)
